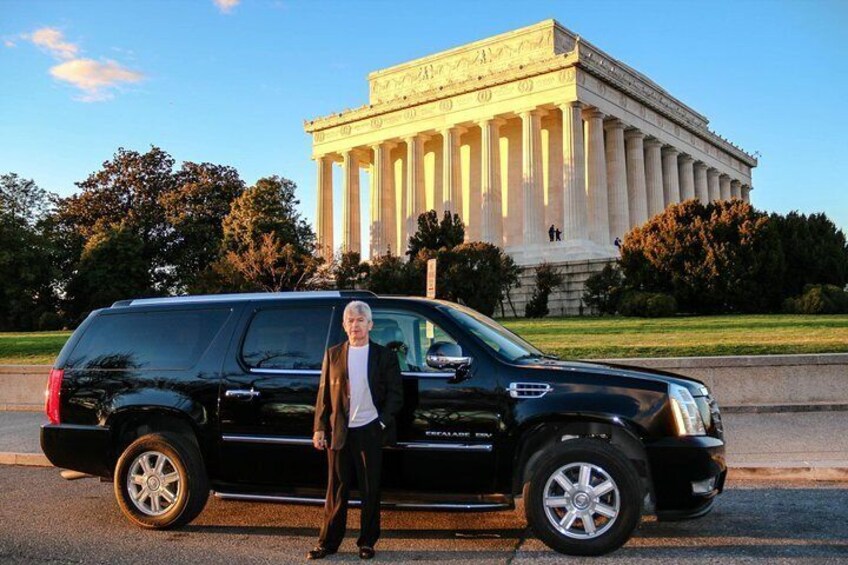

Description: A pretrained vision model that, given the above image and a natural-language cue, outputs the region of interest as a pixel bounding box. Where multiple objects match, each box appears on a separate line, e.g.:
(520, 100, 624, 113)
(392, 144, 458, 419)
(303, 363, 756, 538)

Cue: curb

(722, 403, 848, 414)
(0, 452, 51, 467)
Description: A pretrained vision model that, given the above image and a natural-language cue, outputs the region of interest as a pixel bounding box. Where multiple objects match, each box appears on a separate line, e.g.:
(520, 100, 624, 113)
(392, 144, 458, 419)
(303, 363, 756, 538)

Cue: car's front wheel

(525, 439, 642, 556)
(114, 432, 209, 529)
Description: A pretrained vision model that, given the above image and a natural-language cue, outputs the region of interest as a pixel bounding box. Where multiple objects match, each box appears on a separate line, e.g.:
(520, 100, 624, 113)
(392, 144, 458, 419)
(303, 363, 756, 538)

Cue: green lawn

(0, 315, 847, 365)
(499, 315, 848, 359)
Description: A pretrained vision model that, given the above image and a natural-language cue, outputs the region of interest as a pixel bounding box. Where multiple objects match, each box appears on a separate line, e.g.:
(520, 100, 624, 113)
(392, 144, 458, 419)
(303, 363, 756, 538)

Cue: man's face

(343, 310, 373, 343)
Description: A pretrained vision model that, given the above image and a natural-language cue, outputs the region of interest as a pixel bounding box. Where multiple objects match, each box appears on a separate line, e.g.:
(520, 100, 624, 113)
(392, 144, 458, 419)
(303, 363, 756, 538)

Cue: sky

(2, 0, 847, 258)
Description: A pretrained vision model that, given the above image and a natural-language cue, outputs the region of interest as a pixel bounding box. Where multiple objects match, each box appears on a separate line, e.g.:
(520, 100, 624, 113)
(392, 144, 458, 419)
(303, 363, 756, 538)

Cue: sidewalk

(3, 410, 848, 478)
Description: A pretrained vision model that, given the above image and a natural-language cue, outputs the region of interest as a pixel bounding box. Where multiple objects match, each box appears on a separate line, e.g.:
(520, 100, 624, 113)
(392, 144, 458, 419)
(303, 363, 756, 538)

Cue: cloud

(50, 58, 144, 102)
(213, 0, 240, 13)
(4, 39, 16, 48)
(28, 27, 79, 59)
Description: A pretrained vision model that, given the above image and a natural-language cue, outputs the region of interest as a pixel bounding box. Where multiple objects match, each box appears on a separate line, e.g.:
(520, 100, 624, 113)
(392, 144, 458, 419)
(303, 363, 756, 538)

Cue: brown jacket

(314, 340, 404, 450)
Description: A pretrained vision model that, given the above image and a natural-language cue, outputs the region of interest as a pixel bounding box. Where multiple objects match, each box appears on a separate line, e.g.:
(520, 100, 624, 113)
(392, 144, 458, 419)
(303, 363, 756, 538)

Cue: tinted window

(241, 307, 332, 370)
(68, 309, 231, 370)
(371, 309, 459, 372)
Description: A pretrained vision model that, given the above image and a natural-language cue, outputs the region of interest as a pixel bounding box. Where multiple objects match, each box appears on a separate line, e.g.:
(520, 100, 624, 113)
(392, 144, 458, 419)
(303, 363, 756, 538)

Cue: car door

(217, 301, 337, 489)
(370, 304, 503, 494)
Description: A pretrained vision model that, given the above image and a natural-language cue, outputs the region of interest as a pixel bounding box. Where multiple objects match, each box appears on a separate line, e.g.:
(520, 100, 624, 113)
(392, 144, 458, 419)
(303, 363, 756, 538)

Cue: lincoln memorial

(304, 19, 757, 275)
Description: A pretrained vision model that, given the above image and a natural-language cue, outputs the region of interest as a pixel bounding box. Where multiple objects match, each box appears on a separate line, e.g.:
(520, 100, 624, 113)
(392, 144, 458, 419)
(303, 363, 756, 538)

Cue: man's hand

(312, 431, 327, 450)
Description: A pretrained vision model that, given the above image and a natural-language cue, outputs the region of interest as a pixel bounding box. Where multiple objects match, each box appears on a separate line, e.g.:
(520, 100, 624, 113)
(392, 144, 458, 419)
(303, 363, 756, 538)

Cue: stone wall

(501, 257, 613, 318)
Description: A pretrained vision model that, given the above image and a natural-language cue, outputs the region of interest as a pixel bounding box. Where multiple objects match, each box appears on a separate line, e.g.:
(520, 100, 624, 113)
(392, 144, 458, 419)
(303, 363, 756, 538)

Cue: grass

(498, 314, 848, 359)
(0, 315, 846, 365)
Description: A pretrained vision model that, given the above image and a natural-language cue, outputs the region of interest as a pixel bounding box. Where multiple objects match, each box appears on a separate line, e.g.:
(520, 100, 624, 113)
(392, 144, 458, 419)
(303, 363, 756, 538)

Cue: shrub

(618, 290, 677, 318)
(583, 263, 625, 315)
(364, 253, 420, 296)
(436, 242, 521, 317)
(525, 262, 564, 318)
(783, 284, 848, 314)
(619, 200, 784, 314)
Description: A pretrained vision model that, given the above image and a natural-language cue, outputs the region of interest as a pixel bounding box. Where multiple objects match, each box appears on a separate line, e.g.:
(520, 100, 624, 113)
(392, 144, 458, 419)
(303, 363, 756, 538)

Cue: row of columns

(315, 104, 752, 261)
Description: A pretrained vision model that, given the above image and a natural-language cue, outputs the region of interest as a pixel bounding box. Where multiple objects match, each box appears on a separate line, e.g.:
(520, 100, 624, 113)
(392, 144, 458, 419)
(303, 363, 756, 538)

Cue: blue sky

(2, 0, 847, 253)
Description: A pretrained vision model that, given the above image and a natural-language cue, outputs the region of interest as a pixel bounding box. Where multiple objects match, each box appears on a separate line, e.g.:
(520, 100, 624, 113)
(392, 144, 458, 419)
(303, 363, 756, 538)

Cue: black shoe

(307, 546, 336, 560)
(359, 546, 375, 560)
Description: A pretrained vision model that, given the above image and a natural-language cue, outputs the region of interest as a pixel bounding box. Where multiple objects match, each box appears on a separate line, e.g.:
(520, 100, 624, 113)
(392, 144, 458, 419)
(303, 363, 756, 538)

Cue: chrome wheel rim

(542, 462, 620, 539)
(127, 450, 181, 516)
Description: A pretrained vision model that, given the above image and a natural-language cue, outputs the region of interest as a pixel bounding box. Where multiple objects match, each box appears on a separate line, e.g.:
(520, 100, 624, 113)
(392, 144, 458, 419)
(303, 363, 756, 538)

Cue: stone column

(441, 126, 461, 215)
(678, 155, 695, 201)
(369, 144, 385, 258)
(521, 109, 544, 245)
(694, 162, 709, 202)
(644, 138, 664, 217)
(731, 179, 742, 199)
(380, 142, 397, 255)
(342, 149, 361, 255)
(583, 108, 609, 245)
(661, 146, 681, 206)
(707, 168, 721, 202)
(404, 135, 423, 245)
(741, 185, 751, 203)
(480, 117, 504, 245)
(604, 118, 629, 243)
(315, 155, 334, 262)
(624, 129, 648, 228)
(719, 174, 732, 200)
(559, 102, 588, 241)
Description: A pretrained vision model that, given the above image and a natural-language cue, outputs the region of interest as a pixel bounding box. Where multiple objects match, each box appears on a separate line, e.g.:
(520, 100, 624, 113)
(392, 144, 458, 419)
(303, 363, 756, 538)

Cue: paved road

(1, 466, 847, 564)
(5, 410, 848, 468)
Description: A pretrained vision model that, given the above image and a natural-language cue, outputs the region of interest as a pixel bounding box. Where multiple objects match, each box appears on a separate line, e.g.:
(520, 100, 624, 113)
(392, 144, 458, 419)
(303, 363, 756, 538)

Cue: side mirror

(426, 342, 472, 382)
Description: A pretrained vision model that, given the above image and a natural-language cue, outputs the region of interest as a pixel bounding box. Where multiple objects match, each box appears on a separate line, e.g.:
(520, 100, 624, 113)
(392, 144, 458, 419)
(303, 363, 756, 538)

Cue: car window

(67, 309, 231, 370)
(241, 307, 332, 370)
(370, 309, 458, 373)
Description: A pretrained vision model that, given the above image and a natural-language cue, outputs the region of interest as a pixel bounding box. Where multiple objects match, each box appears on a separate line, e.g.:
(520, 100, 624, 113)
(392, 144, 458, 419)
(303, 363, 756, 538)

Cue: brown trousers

(318, 418, 383, 549)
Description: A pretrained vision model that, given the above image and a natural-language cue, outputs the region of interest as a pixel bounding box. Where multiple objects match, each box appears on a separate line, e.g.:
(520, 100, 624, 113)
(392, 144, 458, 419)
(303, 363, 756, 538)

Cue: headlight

(669, 384, 706, 436)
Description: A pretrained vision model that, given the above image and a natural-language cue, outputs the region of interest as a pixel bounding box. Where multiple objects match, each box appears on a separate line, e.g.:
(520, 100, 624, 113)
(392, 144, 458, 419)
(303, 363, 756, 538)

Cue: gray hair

(343, 300, 372, 322)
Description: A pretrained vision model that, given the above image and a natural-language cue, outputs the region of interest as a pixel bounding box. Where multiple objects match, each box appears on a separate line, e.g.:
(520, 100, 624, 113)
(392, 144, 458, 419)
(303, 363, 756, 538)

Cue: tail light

(45, 368, 64, 424)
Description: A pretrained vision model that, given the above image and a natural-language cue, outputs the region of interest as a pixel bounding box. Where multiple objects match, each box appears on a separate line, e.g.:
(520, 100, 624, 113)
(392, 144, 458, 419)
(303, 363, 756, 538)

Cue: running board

(213, 491, 512, 511)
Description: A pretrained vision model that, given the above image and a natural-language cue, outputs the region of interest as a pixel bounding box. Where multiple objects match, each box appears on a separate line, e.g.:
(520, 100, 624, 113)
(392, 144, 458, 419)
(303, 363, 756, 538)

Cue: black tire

(114, 432, 209, 529)
(524, 439, 642, 556)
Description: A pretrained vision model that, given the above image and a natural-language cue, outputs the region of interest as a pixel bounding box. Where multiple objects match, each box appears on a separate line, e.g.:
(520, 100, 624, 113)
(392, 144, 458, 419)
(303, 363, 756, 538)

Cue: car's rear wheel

(114, 432, 209, 529)
(525, 439, 642, 556)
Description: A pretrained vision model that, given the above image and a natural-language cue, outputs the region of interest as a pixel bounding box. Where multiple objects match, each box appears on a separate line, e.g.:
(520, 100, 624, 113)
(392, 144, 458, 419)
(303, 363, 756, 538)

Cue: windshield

(439, 303, 547, 363)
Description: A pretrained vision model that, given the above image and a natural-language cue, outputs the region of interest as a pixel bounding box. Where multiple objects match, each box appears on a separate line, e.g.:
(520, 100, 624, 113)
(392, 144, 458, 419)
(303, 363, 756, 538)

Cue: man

(308, 300, 404, 560)
(548, 224, 555, 242)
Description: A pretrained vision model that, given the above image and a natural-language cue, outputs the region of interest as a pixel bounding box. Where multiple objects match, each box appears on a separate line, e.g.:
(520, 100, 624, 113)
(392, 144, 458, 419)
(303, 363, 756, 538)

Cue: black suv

(41, 291, 725, 556)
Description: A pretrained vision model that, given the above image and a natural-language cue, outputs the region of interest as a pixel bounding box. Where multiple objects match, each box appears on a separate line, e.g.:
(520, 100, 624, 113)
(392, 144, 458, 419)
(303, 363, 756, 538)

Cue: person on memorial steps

(308, 300, 404, 560)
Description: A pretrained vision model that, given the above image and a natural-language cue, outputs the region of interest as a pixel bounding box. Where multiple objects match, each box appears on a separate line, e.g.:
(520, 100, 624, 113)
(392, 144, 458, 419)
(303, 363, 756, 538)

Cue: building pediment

(367, 19, 575, 104)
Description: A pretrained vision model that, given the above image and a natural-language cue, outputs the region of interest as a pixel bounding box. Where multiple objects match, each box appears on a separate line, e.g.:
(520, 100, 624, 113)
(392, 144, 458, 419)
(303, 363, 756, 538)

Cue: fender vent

(508, 382, 552, 399)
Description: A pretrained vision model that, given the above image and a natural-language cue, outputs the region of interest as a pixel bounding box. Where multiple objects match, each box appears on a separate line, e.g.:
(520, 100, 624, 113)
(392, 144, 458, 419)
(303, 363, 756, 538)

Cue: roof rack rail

(111, 300, 133, 307)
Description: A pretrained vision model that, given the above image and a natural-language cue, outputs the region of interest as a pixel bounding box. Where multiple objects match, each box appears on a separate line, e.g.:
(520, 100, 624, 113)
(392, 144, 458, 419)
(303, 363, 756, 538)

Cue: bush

(618, 290, 677, 318)
(36, 312, 62, 331)
(583, 263, 624, 315)
(783, 284, 848, 314)
(619, 199, 785, 314)
(435, 242, 521, 317)
(525, 263, 564, 318)
(364, 253, 420, 295)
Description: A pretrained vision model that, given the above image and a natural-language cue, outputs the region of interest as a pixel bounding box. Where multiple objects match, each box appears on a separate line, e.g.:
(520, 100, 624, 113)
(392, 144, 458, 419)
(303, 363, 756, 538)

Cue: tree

(161, 162, 245, 292)
(54, 146, 177, 291)
(364, 253, 420, 295)
(218, 176, 320, 292)
(525, 262, 564, 318)
(63, 224, 153, 324)
(583, 263, 625, 315)
(769, 211, 848, 298)
(438, 242, 520, 317)
(406, 210, 465, 257)
(619, 199, 785, 313)
(0, 174, 60, 330)
(334, 251, 369, 289)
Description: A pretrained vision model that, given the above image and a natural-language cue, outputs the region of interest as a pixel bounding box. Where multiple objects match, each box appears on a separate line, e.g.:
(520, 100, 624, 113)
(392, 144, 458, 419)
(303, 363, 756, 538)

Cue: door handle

(225, 389, 261, 400)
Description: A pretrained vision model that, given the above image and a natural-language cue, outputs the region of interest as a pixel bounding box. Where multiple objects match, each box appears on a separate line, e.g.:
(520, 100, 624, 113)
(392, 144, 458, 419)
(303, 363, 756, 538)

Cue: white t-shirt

(348, 343, 379, 428)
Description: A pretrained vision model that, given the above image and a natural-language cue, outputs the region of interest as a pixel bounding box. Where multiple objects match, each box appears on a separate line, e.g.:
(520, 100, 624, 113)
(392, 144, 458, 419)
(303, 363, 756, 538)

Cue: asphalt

(2, 410, 848, 478)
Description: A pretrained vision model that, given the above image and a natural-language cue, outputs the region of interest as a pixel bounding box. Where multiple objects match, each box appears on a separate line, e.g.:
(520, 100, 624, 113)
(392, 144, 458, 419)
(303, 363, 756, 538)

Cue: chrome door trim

(213, 491, 510, 510)
(222, 434, 492, 452)
(248, 368, 321, 376)
(222, 434, 312, 446)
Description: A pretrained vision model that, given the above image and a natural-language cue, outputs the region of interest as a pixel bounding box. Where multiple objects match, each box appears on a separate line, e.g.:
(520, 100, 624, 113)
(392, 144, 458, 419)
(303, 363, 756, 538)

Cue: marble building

(304, 19, 757, 272)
